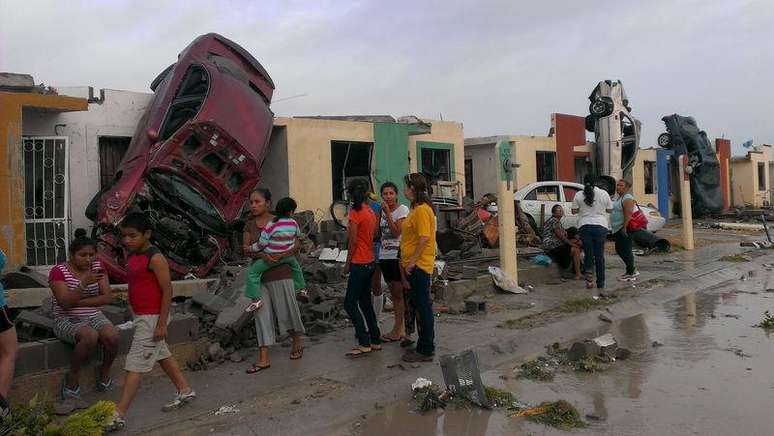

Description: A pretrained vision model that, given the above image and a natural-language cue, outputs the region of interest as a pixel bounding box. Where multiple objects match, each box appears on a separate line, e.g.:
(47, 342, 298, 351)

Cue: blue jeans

(344, 263, 381, 347)
(580, 224, 608, 288)
(407, 268, 434, 356)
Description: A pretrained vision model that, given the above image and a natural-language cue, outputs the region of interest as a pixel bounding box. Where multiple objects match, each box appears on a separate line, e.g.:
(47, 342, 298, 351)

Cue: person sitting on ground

(49, 230, 119, 400)
(541, 205, 583, 280)
(106, 213, 195, 431)
(244, 197, 307, 312)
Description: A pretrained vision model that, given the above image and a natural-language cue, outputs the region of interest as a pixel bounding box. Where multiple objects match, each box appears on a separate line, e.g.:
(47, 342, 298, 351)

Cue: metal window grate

(22, 136, 69, 266)
(439, 350, 490, 408)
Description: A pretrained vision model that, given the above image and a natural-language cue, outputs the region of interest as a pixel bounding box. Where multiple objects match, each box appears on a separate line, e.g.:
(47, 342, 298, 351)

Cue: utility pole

(496, 138, 519, 283)
(678, 155, 695, 250)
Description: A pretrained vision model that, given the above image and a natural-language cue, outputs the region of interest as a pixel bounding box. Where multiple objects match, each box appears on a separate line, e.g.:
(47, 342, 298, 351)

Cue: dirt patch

(499, 296, 617, 330)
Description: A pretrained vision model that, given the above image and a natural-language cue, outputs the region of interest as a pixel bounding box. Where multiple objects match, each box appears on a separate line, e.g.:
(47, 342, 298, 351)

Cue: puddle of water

(348, 270, 774, 436)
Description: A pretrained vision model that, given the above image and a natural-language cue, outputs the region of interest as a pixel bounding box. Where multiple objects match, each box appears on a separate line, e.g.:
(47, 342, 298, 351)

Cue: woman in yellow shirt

(399, 173, 437, 363)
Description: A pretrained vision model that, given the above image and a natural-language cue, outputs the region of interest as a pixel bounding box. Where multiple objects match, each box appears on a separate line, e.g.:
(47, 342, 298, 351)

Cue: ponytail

(347, 179, 369, 211)
(583, 174, 596, 207)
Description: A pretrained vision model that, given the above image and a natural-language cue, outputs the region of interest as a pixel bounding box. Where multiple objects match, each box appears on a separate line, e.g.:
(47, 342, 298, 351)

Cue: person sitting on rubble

(541, 204, 583, 280)
(344, 179, 382, 358)
(48, 229, 119, 400)
(377, 181, 411, 343)
(242, 189, 305, 373)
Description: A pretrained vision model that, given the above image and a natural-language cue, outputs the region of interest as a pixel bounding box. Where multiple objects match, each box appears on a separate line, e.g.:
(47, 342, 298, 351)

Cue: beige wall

(408, 120, 465, 192)
(632, 148, 659, 207)
(731, 145, 771, 207)
(464, 143, 497, 199)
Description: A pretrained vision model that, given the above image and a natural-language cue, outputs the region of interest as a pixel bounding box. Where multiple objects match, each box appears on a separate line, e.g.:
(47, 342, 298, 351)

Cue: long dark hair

(582, 174, 596, 207)
(380, 181, 398, 196)
(273, 197, 297, 222)
(69, 228, 97, 254)
(251, 188, 272, 204)
(347, 179, 369, 211)
(404, 173, 432, 208)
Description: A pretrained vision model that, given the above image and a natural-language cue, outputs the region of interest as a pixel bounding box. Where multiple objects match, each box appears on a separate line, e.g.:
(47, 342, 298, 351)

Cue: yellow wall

(0, 92, 87, 268)
(731, 145, 771, 207)
(407, 120, 465, 185)
(632, 148, 659, 207)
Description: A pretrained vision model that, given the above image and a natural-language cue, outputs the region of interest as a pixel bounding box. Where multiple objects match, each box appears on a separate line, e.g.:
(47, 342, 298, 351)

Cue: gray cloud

(1, 0, 772, 154)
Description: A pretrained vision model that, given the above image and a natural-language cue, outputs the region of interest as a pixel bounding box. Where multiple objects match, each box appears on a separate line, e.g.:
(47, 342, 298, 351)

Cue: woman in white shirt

(572, 175, 613, 289)
(377, 182, 410, 342)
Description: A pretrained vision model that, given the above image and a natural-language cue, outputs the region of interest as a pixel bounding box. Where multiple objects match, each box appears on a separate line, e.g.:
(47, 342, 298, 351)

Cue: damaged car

(585, 80, 641, 193)
(657, 114, 723, 215)
(87, 33, 275, 281)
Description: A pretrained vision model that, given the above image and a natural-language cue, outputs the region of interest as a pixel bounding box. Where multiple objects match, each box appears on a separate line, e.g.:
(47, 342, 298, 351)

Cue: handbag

(627, 203, 648, 232)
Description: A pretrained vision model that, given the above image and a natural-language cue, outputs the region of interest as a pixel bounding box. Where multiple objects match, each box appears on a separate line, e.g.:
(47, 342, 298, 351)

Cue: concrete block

(100, 305, 129, 325)
(15, 310, 54, 341)
(462, 266, 478, 280)
(474, 275, 495, 294)
(15, 341, 46, 376)
(167, 314, 200, 345)
(464, 296, 486, 314)
(308, 301, 337, 321)
(191, 293, 230, 315)
(40, 338, 74, 370)
(567, 341, 599, 362)
(214, 296, 254, 332)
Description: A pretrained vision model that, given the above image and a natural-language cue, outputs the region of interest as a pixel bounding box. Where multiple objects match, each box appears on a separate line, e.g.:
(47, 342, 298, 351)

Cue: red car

(88, 33, 275, 281)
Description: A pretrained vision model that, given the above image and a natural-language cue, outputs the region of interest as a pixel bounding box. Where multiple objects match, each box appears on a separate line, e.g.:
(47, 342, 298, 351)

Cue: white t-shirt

(572, 187, 613, 229)
(379, 204, 410, 260)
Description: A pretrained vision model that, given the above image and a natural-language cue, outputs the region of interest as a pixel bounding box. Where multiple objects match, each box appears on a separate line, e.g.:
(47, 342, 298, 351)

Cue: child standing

(106, 213, 195, 431)
(244, 197, 306, 310)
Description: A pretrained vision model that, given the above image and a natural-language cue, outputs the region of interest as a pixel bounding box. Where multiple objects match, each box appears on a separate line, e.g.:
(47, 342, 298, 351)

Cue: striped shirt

(48, 262, 102, 319)
(255, 217, 299, 254)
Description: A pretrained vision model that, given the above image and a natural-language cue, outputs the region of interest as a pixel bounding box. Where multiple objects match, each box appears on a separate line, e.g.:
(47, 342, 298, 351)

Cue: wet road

(350, 269, 774, 436)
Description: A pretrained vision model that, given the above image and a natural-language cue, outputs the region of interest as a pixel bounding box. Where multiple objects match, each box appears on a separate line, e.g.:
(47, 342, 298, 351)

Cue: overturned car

(87, 33, 275, 281)
(657, 114, 723, 215)
(585, 80, 641, 193)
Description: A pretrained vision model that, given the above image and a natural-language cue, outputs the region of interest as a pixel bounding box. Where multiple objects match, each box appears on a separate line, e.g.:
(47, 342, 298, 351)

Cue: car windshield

(147, 171, 227, 232)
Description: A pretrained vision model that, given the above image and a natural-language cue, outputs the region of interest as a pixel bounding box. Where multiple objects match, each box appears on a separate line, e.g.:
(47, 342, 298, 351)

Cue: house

(731, 144, 772, 208)
(260, 116, 465, 215)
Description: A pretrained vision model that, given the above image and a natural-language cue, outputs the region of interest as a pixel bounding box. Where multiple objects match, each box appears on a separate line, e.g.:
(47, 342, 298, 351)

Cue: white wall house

(22, 87, 152, 234)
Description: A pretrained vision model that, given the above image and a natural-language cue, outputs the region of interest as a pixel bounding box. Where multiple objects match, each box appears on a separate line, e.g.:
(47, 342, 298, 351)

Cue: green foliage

(484, 386, 516, 409)
(526, 400, 586, 429)
(515, 358, 555, 381)
(0, 396, 54, 436)
(47, 401, 115, 436)
(756, 310, 774, 329)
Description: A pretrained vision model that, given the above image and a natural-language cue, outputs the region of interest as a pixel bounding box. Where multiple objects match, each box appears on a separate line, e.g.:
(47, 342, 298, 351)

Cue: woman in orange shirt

(344, 179, 382, 357)
(399, 173, 437, 363)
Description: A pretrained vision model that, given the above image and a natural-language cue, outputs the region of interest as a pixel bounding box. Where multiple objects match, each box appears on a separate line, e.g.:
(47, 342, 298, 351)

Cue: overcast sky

(1, 0, 772, 154)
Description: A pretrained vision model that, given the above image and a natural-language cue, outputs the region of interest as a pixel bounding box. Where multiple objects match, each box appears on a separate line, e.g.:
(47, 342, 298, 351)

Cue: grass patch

(755, 310, 774, 329)
(570, 358, 608, 373)
(526, 400, 586, 429)
(720, 254, 752, 262)
(515, 358, 555, 381)
(557, 297, 613, 313)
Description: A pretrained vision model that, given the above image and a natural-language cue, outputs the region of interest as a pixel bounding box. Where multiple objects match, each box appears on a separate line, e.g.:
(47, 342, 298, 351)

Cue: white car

(513, 181, 666, 233)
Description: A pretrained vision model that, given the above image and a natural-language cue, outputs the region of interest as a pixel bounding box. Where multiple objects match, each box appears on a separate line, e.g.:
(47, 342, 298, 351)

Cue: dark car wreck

(657, 114, 723, 215)
(87, 33, 275, 281)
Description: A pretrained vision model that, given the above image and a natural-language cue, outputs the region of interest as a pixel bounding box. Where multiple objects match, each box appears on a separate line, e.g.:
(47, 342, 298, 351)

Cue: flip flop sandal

(246, 364, 271, 374)
(290, 347, 304, 360)
(381, 335, 400, 343)
(345, 347, 371, 358)
(371, 344, 383, 351)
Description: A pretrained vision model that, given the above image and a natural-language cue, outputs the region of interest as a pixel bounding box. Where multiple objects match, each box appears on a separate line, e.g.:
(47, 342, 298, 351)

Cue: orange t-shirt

(349, 205, 377, 264)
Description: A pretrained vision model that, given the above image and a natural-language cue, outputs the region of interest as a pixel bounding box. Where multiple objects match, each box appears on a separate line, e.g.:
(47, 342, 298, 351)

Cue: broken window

(464, 158, 474, 199)
(98, 136, 130, 190)
(331, 141, 373, 201)
(536, 151, 556, 182)
(758, 162, 766, 191)
(421, 148, 451, 184)
(524, 185, 559, 201)
(644, 161, 656, 194)
(160, 65, 209, 141)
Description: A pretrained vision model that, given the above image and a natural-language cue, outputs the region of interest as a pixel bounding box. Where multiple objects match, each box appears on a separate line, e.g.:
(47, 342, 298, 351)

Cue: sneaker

(61, 377, 81, 400)
(0, 394, 9, 421)
(104, 412, 126, 432)
(162, 390, 196, 412)
(619, 271, 640, 282)
(95, 368, 115, 392)
(402, 349, 434, 363)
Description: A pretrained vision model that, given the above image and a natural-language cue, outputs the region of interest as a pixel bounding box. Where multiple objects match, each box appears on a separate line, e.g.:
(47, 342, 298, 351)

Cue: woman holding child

(243, 189, 305, 373)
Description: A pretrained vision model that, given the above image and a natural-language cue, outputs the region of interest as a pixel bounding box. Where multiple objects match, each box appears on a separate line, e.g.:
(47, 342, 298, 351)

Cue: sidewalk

(76, 228, 764, 434)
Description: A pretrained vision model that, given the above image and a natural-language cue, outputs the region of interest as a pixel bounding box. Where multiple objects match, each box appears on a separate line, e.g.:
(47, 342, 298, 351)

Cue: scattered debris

(725, 347, 751, 358)
(440, 350, 489, 407)
(214, 404, 240, 416)
(652, 341, 664, 347)
(755, 310, 774, 329)
(488, 266, 527, 294)
(516, 358, 556, 381)
(720, 254, 752, 262)
(523, 400, 586, 429)
(599, 313, 613, 323)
